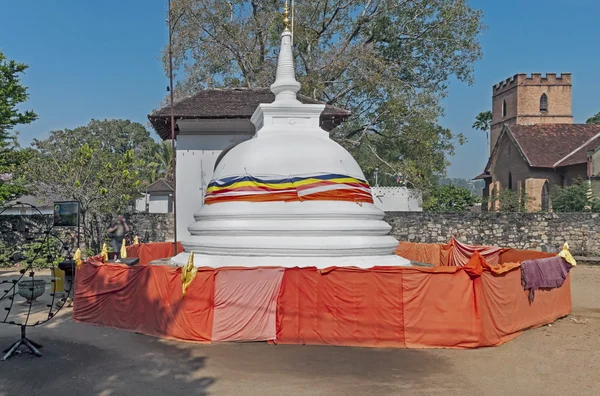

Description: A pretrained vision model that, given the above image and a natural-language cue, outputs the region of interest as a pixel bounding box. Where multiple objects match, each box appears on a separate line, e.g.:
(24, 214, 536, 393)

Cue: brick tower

(490, 73, 573, 153)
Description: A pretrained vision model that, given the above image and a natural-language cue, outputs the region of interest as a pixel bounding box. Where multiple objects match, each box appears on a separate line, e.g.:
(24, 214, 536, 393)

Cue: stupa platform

(73, 241, 572, 349)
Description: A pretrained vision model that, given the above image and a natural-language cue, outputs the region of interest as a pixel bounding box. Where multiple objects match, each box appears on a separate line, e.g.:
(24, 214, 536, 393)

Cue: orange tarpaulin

(126, 242, 183, 265)
(74, 258, 214, 342)
(276, 267, 406, 348)
(500, 248, 555, 263)
(75, 242, 572, 349)
(479, 270, 572, 345)
(212, 268, 284, 342)
(394, 242, 451, 266)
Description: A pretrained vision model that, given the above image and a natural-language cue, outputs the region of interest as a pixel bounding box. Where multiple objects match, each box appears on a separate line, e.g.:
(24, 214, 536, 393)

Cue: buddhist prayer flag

(204, 173, 374, 205)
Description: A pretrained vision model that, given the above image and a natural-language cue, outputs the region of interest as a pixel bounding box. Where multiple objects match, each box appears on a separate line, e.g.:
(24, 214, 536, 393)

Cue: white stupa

(172, 5, 410, 269)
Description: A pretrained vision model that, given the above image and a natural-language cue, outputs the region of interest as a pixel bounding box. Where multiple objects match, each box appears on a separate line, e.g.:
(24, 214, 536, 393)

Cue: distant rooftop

(148, 88, 351, 140)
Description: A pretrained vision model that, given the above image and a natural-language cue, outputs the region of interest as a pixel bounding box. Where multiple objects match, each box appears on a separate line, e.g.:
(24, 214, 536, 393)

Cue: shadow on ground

(0, 323, 215, 396)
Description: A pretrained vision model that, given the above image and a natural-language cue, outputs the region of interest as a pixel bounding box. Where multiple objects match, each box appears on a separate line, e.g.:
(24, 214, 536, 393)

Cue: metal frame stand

(2, 325, 43, 360)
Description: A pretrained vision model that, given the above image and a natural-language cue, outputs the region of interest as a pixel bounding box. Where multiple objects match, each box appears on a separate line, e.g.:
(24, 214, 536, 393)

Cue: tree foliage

(551, 180, 600, 213)
(21, 119, 158, 251)
(0, 51, 37, 204)
(423, 185, 479, 212)
(586, 112, 600, 124)
(148, 140, 174, 183)
(167, 0, 484, 191)
(472, 110, 492, 152)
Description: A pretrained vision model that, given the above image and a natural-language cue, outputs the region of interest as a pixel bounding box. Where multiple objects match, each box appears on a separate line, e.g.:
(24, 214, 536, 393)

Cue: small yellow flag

(73, 248, 82, 268)
(133, 236, 139, 245)
(101, 243, 109, 262)
(120, 238, 127, 258)
(181, 252, 197, 297)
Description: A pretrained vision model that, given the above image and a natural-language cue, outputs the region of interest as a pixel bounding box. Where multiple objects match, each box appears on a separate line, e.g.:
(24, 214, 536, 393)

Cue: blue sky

(1, 0, 599, 178)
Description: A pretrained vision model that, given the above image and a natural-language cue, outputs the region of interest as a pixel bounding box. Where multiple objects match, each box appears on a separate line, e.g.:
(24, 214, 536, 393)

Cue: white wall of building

(149, 194, 172, 214)
(371, 187, 422, 212)
(0, 206, 53, 216)
(176, 126, 254, 240)
(135, 194, 148, 212)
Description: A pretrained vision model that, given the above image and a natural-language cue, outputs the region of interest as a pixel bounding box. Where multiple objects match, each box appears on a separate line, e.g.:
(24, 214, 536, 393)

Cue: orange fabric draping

(394, 242, 452, 266)
(211, 268, 284, 342)
(125, 244, 141, 259)
(450, 238, 503, 267)
(276, 267, 406, 348)
(125, 242, 184, 265)
(275, 261, 571, 349)
(73, 259, 214, 342)
(478, 270, 572, 345)
(74, 242, 572, 349)
(500, 248, 555, 264)
(402, 268, 483, 348)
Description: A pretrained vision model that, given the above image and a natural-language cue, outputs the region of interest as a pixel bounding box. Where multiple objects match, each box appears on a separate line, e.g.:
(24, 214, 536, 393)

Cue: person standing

(107, 215, 129, 255)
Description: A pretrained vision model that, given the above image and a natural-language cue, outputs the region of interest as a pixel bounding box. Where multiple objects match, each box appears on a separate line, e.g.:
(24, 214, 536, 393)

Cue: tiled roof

(508, 124, 600, 168)
(554, 134, 600, 167)
(148, 88, 351, 140)
(146, 179, 173, 193)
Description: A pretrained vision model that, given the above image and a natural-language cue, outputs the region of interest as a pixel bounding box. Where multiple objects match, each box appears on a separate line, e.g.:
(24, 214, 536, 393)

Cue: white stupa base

(170, 251, 411, 269)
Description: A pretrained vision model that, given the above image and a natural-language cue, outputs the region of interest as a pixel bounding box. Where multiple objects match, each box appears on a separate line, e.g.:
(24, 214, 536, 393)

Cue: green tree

(472, 110, 492, 154)
(0, 51, 38, 204)
(148, 140, 174, 182)
(21, 119, 158, 251)
(423, 185, 479, 212)
(167, 0, 484, 192)
(551, 179, 599, 212)
(586, 112, 600, 124)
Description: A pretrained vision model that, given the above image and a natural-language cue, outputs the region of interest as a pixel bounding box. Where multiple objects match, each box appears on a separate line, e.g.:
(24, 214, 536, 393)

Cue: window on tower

(540, 94, 548, 112)
(502, 99, 507, 117)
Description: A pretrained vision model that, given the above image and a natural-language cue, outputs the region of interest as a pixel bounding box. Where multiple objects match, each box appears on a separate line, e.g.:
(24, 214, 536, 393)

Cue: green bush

(424, 185, 479, 212)
(551, 179, 599, 212)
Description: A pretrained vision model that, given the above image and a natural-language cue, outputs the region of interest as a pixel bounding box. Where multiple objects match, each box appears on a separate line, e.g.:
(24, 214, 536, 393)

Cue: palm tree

(472, 111, 492, 156)
(148, 140, 174, 182)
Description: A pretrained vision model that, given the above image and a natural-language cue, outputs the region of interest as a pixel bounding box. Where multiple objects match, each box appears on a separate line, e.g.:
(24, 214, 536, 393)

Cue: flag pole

(168, 0, 178, 257)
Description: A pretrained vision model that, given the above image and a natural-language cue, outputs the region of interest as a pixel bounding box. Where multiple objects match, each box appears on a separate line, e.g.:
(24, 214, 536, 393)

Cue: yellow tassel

(101, 243, 108, 262)
(73, 248, 82, 268)
(120, 238, 127, 258)
(181, 252, 197, 297)
(558, 242, 577, 266)
(133, 236, 139, 245)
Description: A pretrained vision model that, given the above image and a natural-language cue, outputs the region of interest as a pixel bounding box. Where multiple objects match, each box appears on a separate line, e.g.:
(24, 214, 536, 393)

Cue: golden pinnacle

(283, 1, 291, 31)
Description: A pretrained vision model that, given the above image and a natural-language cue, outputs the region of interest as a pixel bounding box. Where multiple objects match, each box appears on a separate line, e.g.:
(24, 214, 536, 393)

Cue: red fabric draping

(125, 242, 183, 265)
(212, 268, 284, 342)
(73, 259, 214, 342)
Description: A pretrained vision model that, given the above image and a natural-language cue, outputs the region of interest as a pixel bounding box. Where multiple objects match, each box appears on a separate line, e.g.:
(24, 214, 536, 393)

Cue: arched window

(540, 93, 548, 112)
(502, 99, 507, 117)
(508, 172, 513, 190)
(541, 181, 550, 211)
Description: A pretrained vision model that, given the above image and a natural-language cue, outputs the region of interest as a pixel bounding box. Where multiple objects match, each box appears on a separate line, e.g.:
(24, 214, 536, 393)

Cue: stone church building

(476, 73, 600, 211)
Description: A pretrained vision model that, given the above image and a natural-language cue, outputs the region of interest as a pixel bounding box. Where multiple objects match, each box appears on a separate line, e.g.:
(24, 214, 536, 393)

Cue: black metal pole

(168, 0, 178, 257)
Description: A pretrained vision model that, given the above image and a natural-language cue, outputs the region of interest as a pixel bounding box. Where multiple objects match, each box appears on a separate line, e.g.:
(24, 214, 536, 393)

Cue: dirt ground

(0, 266, 598, 396)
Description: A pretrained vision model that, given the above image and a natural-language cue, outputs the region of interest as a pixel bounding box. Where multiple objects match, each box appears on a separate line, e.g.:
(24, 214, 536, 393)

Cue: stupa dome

(174, 11, 409, 268)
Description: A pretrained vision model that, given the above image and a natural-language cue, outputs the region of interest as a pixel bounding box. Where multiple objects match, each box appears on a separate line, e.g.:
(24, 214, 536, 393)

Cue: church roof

(148, 88, 351, 140)
(508, 124, 600, 168)
(483, 124, 600, 173)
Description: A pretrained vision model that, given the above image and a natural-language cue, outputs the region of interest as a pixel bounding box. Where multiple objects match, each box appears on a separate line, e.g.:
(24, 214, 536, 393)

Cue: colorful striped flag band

(204, 173, 374, 205)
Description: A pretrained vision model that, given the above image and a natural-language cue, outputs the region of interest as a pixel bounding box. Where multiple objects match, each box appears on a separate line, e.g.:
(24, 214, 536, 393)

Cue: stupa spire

(270, 1, 301, 102)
